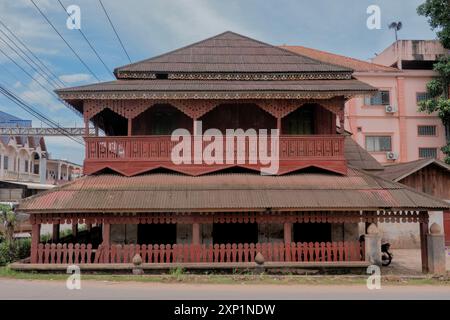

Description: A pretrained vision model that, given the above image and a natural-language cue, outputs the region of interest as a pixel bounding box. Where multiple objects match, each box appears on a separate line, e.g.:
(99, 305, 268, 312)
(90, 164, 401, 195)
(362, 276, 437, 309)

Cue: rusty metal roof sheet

(17, 168, 449, 213)
(56, 79, 375, 95)
(377, 158, 450, 182)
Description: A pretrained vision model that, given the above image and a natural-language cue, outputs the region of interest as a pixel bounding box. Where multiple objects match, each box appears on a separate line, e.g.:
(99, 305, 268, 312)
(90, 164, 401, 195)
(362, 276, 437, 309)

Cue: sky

(0, 0, 438, 164)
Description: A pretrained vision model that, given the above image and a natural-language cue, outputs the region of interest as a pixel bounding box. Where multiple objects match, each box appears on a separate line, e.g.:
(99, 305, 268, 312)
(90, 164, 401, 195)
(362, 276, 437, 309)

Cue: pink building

(283, 40, 449, 164)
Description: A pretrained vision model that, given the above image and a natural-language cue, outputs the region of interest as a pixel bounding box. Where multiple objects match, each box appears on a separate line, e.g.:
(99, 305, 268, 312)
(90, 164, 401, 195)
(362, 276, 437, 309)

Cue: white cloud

(59, 73, 92, 83)
(18, 73, 65, 112)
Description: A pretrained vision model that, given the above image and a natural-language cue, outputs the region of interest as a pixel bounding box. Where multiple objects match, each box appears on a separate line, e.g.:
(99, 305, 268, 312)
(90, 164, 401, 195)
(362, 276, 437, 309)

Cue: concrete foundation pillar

(427, 223, 446, 275)
(365, 223, 381, 266)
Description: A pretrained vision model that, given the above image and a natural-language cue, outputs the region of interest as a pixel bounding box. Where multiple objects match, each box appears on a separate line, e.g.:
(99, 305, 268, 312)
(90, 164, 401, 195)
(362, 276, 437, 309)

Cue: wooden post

(72, 223, 78, 239)
(52, 224, 60, 243)
(419, 217, 429, 273)
(102, 222, 111, 263)
(30, 223, 41, 263)
(84, 117, 89, 137)
(284, 222, 292, 244)
(277, 117, 281, 133)
(128, 118, 132, 136)
(192, 223, 201, 245)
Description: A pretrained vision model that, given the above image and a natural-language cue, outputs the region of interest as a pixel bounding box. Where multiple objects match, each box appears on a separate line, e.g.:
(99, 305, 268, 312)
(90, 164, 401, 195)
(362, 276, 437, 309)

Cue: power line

(0, 45, 58, 98)
(0, 20, 66, 88)
(0, 84, 84, 145)
(0, 51, 84, 128)
(29, 0, 101, 81)
(0, 33, 62, 89)
(98, 0, 132, 63)
(57, 0, 113, 78)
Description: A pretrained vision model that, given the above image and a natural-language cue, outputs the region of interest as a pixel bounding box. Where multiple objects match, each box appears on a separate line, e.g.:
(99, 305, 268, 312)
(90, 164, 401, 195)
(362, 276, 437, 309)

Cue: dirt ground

(383, 248, 450, 275)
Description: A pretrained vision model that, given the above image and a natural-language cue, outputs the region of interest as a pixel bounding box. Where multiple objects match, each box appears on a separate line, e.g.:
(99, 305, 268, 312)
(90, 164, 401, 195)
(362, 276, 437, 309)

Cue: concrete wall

(377, 211, 444, 249)
(345, 71, 446, 164)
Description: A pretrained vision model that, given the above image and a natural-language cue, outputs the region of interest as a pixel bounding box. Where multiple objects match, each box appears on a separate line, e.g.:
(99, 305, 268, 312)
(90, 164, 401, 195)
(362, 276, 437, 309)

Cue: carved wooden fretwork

(30, 210, 428, 225)
(257, 100, 301, 119)
(61, 91, 368, 101)
(170, 100, 218, 119)
(84, 100, 151, 120)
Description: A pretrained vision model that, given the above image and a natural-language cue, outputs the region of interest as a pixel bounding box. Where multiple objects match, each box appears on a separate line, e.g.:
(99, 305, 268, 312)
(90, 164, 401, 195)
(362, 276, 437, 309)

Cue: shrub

(0, 238, 31, 266)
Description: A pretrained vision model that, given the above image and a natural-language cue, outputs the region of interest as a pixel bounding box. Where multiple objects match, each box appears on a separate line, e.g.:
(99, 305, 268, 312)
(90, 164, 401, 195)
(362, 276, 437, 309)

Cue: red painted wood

(83, 135, 347, 176)
(34, 241, 364, 264)
(444, 211, 450, 246)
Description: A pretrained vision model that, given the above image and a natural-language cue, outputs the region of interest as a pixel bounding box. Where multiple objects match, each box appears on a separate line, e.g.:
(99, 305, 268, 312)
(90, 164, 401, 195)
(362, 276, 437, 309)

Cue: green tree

(0, 204, 15, 244)
(417, 0, 450, 48)
(417, 1, 450, 163)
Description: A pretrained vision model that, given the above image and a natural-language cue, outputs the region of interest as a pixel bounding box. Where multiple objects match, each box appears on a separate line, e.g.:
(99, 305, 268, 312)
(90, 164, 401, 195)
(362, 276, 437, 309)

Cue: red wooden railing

(83, 134, 346, 175)
(85, 135, 345, 161)
(35, 242, 364, 264)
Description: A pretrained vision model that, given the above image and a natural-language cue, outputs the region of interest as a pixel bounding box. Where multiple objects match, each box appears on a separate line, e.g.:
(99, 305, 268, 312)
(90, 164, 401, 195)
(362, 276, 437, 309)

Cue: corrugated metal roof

(56, 79, 375, 95)
(377, 158, 450, 181)
(17, 168, 449, 213)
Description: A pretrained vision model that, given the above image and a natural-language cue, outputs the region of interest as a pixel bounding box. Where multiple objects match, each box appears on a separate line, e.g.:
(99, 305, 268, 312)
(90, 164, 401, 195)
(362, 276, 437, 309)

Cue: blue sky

(0, 0, 438, 164)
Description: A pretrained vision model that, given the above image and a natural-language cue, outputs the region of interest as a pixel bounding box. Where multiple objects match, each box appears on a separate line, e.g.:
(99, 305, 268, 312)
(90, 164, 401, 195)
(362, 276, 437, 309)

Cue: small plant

(169, 267, 185, 279)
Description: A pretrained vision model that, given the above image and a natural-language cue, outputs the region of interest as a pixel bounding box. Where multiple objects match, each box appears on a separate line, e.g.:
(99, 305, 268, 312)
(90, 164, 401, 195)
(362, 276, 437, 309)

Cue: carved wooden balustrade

(84, 135, 346, 175)
(36, 241, 364, 264)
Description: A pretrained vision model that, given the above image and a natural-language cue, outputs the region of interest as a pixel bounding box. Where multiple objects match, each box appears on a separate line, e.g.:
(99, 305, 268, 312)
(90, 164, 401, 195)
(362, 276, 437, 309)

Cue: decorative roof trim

(58, 90, 373, 100)
(115, 71, 353, 81)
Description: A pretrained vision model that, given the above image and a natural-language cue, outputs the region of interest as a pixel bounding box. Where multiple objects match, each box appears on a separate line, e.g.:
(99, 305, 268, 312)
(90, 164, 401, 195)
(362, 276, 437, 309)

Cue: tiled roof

(377, 158, 450, 182)
(17, 168, 449, 213)
(115, 31, 352, 75)
(280, 45, 399, 72)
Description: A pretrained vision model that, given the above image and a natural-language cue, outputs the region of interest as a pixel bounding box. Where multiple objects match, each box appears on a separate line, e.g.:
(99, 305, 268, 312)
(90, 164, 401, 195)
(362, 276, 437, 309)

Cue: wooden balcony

(84, 135, 346, 176)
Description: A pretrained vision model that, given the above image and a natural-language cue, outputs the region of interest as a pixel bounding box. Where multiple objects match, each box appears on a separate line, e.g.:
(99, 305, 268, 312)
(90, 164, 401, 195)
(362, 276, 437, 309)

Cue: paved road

(0, 279, 450, 299)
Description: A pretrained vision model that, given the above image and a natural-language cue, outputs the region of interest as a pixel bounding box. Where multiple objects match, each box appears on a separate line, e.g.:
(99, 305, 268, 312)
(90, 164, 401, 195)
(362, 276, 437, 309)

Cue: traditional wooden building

(378, 159, 450, 246)
(16, 32, 449, 271)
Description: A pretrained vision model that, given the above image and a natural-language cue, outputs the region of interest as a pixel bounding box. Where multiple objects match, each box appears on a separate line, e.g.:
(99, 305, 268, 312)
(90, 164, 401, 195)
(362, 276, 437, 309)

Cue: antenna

(388, 21, 402, 42)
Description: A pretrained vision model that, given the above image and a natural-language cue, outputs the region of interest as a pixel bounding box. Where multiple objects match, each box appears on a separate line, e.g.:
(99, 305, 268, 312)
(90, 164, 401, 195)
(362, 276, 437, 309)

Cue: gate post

(365, 223, 381, 266)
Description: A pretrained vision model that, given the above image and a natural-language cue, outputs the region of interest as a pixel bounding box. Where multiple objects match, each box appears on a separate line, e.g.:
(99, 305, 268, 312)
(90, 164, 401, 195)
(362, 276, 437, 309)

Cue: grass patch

(0, 266, 449, 286)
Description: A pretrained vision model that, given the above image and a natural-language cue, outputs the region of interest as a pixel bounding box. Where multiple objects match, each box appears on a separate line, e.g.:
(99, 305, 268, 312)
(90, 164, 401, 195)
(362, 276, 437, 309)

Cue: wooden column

(419, 217, 429, 273)
(102, 222, 111, 263)
(192, 223, 201, 245)
(102, 223, 111, 246)
(127, 118, 132, 136)
(284, 222, 292, 244)
(84, 117, 89, 137)
(72, 223, 78, 239)
(277, 117, 282, 133)
(30, 223, 41, 263)
(52, 224, 60, 243)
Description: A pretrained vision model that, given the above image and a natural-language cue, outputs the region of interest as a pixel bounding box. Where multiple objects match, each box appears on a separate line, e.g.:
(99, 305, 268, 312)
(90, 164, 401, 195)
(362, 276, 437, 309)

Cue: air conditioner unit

(386, 152, 398, 160)
(385, 105, 397, 113)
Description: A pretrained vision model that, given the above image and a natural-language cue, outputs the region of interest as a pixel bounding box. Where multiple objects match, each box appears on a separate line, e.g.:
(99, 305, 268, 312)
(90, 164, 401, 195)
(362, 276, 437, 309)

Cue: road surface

(0, 278, 449, 299)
